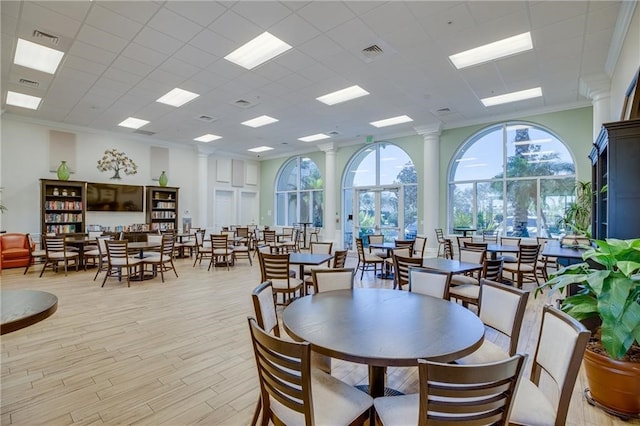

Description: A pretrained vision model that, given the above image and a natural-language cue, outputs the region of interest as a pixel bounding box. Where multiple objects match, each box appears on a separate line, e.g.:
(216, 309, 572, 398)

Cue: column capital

(414, 122, 442, 137)
(318, 142, 336, 153)
(579, 74, 611, 101)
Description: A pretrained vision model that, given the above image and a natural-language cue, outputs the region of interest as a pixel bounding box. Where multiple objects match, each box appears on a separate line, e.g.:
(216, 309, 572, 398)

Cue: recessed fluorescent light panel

(316, 85, 369, 106)
(194, 134, 222, 143)
(449, 32, 533, 69)
(14, 38, 65, 74)
(370, 115, 413, 128)
(248, 146, 274, 153)
(156, 88, 200, 107)
(6, 91, 42, 109)
(298, 133, 330, 142)
(241, 115, 279, 128)
(224, 32, 292, 70)
(481, 87, 542, 107)
(118, 117, 150, 129)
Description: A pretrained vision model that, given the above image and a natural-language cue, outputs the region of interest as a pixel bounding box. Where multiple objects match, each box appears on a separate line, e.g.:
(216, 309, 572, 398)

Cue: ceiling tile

(529, 1, 589, 29)
(85, 5, 143, 40)
(99, 1, 162, 25)
(208, 9, 261, 44)
(188, 28, 234, 57)
(111, 55, 155, 77)
(62, 54, 108, 76)
(231, 1, 293, 29)
(134, 26, 183, 56)
(67, 40, 118, 66)
(165, 1, 227, 27)
(297, 2, 355, 32)
(147, 7, 203, 43)
(76, 24, 129, 54)
(21, 2, 82, 38)
(173, 44, 218, 69)
(121, 42, 166, 68)
(158, 57, 200, 80)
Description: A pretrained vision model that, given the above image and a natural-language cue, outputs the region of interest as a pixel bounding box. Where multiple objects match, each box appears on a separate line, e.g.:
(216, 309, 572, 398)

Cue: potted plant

(558, 180, 592, 237)
(539, 238, 640, 416)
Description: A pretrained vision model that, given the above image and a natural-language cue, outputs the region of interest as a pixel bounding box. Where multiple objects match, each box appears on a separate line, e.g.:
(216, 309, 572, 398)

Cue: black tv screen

(86, 182, 144, 212)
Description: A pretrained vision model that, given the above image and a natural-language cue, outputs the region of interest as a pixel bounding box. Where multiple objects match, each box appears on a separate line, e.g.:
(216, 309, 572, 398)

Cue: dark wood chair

(143, 233, 179, 282)
(257, 252, 303, 305)
(102, 240, 142, 287)
(355, 238, 384, 279)
(247, 317, 372, 426)
(39, 235, 79, 277)
(456, 279, 529, 365)
(503, 244, 540, 288)
(374, 353, 527, 425)
(392, 254, 423, 290)
(209, 234, 233, 271)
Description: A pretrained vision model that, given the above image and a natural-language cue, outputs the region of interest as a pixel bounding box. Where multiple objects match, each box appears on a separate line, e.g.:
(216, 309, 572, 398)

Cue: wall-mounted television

(86, 182, 144, 212)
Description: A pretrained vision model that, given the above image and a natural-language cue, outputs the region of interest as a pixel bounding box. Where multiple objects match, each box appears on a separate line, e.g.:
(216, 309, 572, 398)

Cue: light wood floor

(1, 252, 638, 425)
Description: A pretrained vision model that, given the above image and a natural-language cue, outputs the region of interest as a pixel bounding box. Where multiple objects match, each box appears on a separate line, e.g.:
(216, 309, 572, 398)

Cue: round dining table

(283, 288, 485, 398)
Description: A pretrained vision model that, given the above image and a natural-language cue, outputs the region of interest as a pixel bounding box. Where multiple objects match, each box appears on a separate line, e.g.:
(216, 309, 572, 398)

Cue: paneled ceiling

(0, 1, 625, 159)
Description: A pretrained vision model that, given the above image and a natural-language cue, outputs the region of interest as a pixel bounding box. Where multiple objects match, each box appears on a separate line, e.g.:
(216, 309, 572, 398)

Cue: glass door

(355, 187, 401, 245)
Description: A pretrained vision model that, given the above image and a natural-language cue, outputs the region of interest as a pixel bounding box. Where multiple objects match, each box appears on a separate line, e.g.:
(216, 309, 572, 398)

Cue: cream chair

(248, 317, 372, 426)
(374, 353, 527, 425)
(355, 238, 384, 279)
(509, 305, 590, 426)
(408, 267, 451, 299)
(143, 233, 178, 282)
(39, 235, 79, 277)
(456, 279, 529, 365)
(192, 230, 212, 267)
(449, 257, 501, 308)
(412, 236, 427, 258)
(102, 240, 142, 287)
(503, 244, 540, 288)
(209, 234, 233, 271)
(311, 268, 355, 293)
(258, 252, 303, 305)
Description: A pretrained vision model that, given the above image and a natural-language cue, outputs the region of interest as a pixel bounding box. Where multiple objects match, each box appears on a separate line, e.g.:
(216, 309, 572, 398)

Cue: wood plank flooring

(1, 252, 638, 425)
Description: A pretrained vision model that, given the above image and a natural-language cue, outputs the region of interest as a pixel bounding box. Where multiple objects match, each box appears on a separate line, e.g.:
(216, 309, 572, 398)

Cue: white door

(214, 189, 234, 231)
(240, 191, 258, 225)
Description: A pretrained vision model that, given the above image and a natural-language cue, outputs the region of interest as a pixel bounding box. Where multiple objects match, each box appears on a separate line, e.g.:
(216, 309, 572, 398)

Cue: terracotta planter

(584, 348, 640, 415)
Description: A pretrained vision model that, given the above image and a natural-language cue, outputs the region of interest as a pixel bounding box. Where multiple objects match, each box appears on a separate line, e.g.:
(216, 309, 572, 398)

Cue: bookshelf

(40, 179, 86, 235)
(589, 119, 640, 239)
(146, 186, 179, 231)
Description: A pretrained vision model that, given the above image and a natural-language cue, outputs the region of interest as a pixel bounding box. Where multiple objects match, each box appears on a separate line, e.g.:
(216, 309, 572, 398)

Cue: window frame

(275, 156, 324, 227)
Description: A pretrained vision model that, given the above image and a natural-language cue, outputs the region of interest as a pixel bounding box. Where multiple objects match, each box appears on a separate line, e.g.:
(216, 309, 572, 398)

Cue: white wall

(610, 4, 640, 121)
(0, 115, 259, 237)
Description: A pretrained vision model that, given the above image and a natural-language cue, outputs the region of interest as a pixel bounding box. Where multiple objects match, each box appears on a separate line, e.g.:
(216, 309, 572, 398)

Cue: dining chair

(83, 235, 109, 270)
(247, 317, 373, 426)
(408, 267, 451, 299)
(303, 242, 334, 291)
(462, 241, 488, 252)
(503, 244, 541, 288)
(455, 279, 529, 365)
(192, 230, 212, 267)
(39, 235, 79, 277)
(456, 236, 473, 258)
(309, 226, 321, 243)
(482, 229, 499, 243)
(88, 236, 112, 281)
(560, 235, 591, 247)
(434, 228, 450, 258)
(230, 228, 252, 266)
(24, 234, 46, 275)
(257, 252, 303, 305)
(355, 238, 384, 279)
(536, 237, 558, 281)
(509, 305, 590, 426)
(312, 268, 355, 292)
(332, 249, 348, 268)
(209, 234, 233, 271)
(374, 353, 527, 425)
(262, 230, 281, 254)
(367, 234, 388, 258)
(143, 233, 178, 282)
(412, 236, 427, 258)
(102, 239, 143, 287)
(392, 254, 423, 290)
(280, 228, 300, 253)
(448, 249, 488, 307)
(500, 236, 522, 263)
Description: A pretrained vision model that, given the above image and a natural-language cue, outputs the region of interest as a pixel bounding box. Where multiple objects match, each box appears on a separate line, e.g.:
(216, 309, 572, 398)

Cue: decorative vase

(57, 161, 70, 180)
(159, 171, 168, 187)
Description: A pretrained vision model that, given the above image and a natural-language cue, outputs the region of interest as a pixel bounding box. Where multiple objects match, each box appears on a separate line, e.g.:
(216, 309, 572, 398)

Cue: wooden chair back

(310, 242, 332, 254)
(258, 252, 291, 282)
(413, 236, 427, 258)
(263, 230, 277, 244)
(478, 279, 529, 356)
(459, 248, 485, 264)
(393, 254, 423, 290)
(210, 234, 229, 251)
(482, 230, 499, 243)
(517, 244, 540, 265)
(416, 354, 527, 425)
(332, 249, 348, 268)
(435, 228, 446, 243)
(312, 268, 355, 292)
(251, 282, 279, 337)
(44, 235, 66, 254)
(248, 317, 313, 425)
(463, 241, 488, 252)
(408, 267, 451, 299)
(482, 258, 504, 282)
(500, 236, 521, 247)
(394, 239, 415, 252)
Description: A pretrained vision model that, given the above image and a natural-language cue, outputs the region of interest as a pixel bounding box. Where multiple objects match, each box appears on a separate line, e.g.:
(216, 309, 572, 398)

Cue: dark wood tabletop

(1, 290, 58, 335)
(289, 253, 333, 294)
(454, 227, 476, 236)
(541, 242, 587, 260)
(283, 288, 484, 397)
(420, 257, 483, 274)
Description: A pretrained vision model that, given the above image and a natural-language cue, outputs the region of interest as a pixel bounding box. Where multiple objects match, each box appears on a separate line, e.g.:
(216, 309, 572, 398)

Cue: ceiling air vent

(327, 131, 341, 136)
(133, 129, 155, 136)
(19, 78, 39, 88)
(195, 115, 216, 123)
(33, 30, 60, 45)
(234, 99, 254, 108)
(361, 44, 384, 59)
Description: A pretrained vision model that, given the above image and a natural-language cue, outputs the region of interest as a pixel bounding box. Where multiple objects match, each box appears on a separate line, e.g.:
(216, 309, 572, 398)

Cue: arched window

(343, 143, 417, 245)
(275, 156, 323, 226)
(449, 122, 576, 238)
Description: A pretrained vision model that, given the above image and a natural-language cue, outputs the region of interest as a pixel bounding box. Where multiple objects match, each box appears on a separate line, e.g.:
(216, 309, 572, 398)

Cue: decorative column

(579, 74, 611, 140)
(415, 123, 442, 251)
(196, 150, 210, 232)
(318, 142, 337, 246)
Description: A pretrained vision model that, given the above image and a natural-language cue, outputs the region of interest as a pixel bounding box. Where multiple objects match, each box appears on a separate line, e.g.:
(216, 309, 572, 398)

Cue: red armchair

(0, 233, 31, 271)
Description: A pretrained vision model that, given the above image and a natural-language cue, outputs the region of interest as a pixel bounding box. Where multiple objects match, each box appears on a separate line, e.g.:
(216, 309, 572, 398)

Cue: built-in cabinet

(40, 179, 86, 235)
(589, 119, 640, 240)
(146, 186, 179, 231)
